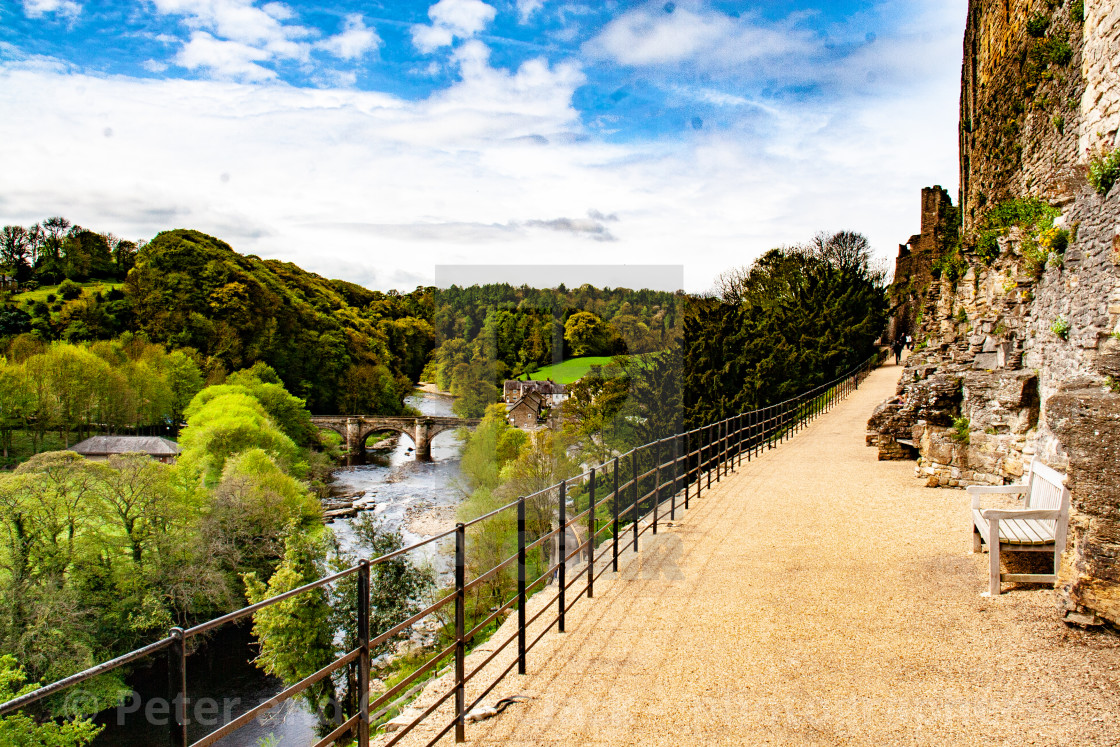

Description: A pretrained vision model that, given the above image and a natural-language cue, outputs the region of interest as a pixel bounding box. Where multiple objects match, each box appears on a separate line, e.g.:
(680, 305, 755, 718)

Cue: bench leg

(972, 524, 982, 553)
(988, 521, 1001, 596)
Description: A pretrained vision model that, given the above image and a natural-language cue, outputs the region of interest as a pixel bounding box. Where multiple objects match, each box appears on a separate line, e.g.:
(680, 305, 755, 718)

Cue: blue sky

(0, 0, 967, 290)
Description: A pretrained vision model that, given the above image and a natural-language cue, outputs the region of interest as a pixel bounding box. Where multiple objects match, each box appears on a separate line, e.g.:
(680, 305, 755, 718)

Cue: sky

(0, 0, 967, 292)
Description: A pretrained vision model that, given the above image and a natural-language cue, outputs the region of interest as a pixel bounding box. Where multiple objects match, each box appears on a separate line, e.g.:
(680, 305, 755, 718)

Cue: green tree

(178, 390, 305, 485)
(563, 311, 607, 357)
(243, 528, 338, 729)
(0, 656, 101, 746)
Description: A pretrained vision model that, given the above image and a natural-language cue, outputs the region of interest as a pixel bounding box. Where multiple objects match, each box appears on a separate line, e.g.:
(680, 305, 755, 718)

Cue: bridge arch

(309, 415, 481, 462)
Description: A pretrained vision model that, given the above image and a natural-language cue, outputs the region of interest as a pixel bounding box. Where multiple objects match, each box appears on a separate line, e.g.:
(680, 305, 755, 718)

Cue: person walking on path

(892, 339, 903, 365)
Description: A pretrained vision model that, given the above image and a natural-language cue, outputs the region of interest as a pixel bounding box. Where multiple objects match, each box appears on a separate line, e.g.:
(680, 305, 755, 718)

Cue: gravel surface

(378, 363, 1120, 746)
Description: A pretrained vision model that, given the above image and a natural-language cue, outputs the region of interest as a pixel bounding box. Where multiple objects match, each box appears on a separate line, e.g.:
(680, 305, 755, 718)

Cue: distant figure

(904, 333, 913, 351)
(892, 339, 903, 365)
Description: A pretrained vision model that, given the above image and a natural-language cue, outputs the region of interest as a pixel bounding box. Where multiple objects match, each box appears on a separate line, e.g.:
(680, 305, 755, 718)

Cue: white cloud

(587, 3, 811, 67)
(0, 2, 966, 293)
(21, 0, 81, 18)
(151, 0, 313, 75)
(412, 0, 497, 53)
(175, 31, 276, 81)
(516, 0, 544, 23)
(316, 14, 379, 61)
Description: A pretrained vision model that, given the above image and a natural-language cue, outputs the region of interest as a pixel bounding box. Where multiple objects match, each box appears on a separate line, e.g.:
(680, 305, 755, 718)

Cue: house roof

(506, 396, 541, 415)
(71, 436, 181, 457)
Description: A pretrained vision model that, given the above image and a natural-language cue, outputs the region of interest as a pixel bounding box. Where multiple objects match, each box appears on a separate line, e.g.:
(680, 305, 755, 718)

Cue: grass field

(520, 356, 624, 385)
(10, 280, 123, 304)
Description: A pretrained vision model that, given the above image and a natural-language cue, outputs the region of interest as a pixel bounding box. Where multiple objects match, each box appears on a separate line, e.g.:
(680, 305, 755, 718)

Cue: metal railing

(0, 354, 880, 746)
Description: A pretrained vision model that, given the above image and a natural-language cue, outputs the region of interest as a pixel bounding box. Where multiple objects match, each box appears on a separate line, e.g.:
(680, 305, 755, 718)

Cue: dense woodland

(0, 218, 886, 744)
(1, 220, 681, 421)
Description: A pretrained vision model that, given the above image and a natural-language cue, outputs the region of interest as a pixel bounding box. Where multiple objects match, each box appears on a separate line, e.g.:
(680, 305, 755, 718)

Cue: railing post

(632, 450, 639, 552)
(587, 468, 595, 599)
(736, 414, 743, 467)
(707, 425, 712, 489)
(684, 431, 691, 509)
(696, 430, 702, 499)
(168, 627, 187, 747)
(766, 405, 775, 452)
(670, 435, 678, 520)
(652, 439, 660, 535)
(612, 458, 619, 573)
(454, 523, 466, 742)
(725, 421, 734, 472)
(717, 421, 723, 481)
(558, 481, 566, 633)
(517, 498, 526, 675)
(357, 559, 370, 747)
(751, 409, 757, 459)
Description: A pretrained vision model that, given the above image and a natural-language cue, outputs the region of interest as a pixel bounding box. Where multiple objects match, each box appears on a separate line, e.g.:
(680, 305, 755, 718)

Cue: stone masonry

(870, 0, 1120, 625)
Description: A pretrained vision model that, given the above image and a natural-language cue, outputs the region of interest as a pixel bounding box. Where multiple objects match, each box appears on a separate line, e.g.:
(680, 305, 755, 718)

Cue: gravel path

(381, 363, 1119, 746)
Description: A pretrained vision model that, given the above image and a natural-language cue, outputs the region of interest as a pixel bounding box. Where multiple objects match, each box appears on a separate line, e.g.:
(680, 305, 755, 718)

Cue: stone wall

(886, 186, 956, 342)
(870, 0, 1120, 625)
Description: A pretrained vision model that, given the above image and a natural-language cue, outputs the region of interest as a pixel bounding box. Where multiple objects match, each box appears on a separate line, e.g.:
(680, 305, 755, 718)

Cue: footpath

(388, 362, 1120, 746)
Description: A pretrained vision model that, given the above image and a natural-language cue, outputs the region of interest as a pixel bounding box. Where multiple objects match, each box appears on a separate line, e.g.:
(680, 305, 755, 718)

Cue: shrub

(951, 417, 971, 444)
(1070, 0, 1084, 23)
(1088, 149, 1120, 196)
(1051, 314, 1071, 340)
(57, 279, 82, 300)
(933, 249, 969, 281)
(975, 198, 1061, 268)
(1026, 13, 1049, 37)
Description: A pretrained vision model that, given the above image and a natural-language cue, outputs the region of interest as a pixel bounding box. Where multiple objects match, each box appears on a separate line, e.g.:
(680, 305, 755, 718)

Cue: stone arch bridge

(310, 416, 481, 461)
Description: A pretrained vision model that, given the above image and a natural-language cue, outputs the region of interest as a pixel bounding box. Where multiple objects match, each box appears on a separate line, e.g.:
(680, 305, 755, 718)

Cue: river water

(92, 390, 466, 746)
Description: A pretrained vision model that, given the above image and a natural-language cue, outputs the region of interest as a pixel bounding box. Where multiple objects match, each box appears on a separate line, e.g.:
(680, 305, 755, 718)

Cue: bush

(1051, 314, 1071, 340)
(1070, 0, 1084, 23)
(57, 279, 82, 300)
(932, 249, 969, 281)
(951, 417, 971, 444)
(1088, 149, 1120, 196)
(1026, 13, 1049, 37)
(975, 198, 1061, 266)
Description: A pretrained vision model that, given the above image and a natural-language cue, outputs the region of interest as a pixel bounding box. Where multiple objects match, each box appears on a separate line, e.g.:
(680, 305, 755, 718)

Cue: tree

(0, 226, 32, 281)
(179, 382, 308, 484)
(243, 529, 338, 729)
(563, 311, 607, 357)
(0, 656, 101, 746)
(0, 359, 31, 458)
(562, 360, 631, 464)
(684, 233, 887, 428)
(200, 449, 321, 582)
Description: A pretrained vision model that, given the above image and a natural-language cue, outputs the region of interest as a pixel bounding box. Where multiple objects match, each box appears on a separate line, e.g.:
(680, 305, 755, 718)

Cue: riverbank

(415, 381, 454, 397)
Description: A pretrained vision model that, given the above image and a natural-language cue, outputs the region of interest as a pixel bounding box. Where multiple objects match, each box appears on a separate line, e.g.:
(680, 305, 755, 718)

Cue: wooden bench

(967, 457, 1070, 596)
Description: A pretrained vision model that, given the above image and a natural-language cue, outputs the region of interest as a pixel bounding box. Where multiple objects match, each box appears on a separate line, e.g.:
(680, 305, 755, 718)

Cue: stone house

(505, 396, 543, 429)
(71, 435, 181, 464)
(503, 379, 567, 406)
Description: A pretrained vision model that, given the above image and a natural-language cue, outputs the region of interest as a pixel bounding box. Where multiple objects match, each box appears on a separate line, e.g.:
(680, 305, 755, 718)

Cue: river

(92, 390, 466, 746)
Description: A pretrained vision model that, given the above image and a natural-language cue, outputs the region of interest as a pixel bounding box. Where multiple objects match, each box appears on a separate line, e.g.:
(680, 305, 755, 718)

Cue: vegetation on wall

(974, 198, 1064, 275)
(1088, 148, 1120, 196)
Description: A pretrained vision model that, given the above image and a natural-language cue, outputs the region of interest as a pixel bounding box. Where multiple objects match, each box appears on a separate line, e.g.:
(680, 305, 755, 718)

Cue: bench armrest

(980, 508, 1061, 521)
(967, 484, 1026, 509)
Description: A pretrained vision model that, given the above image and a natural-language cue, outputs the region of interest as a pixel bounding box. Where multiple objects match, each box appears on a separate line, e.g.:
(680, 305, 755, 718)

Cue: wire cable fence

(0, 354, 881, 746)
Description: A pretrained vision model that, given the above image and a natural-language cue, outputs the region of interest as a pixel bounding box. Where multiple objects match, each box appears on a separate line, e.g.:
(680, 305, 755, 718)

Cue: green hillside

(521, 356, 622, 385)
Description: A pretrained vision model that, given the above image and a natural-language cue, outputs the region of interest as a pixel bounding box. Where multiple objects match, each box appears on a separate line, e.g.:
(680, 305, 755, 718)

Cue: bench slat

(971, 511, 1054, 545)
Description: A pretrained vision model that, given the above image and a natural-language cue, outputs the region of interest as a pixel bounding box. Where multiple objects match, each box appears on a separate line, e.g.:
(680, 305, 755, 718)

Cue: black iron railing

(0, 354, 880, 746)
